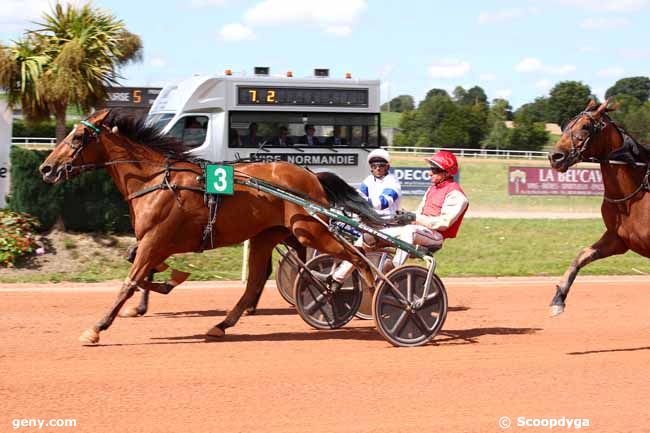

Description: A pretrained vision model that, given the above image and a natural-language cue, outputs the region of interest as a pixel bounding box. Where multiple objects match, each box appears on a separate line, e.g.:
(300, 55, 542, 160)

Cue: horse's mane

(104, 111, 187, 158)
(315, 171, 386, 225)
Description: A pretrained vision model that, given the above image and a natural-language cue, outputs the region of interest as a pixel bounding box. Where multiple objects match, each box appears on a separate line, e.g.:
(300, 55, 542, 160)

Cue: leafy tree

(605, 76, 650, 103)
(452, 86, 467, 103)
(508, 111, 549, 151)
(380, 94, 415, 112)
(463, 86, 488, 106)
(0, 2, 142, 142)
(615, 102, 650, 143)
(488, 98, 513, 124)
(423, 88, 449, 102)
(481, 121, 512, 150)
(547, 81, 592, 125)
(515, 97, 550, 123)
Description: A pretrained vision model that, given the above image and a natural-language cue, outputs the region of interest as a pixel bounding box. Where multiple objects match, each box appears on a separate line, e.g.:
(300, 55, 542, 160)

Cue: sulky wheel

(275, 247, 314, 305)
(372, 266, 448, 347)
(294, 255, 362, 330)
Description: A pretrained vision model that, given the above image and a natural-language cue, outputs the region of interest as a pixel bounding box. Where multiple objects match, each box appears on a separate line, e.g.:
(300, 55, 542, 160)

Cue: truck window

(168, 115, 209, 148)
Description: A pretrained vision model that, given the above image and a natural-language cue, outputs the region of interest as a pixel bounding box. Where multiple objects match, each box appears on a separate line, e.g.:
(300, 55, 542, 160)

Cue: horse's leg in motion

(550, 230, 627, 316)
(120, 242, 165, 317)
(243, 256, 273, 316)
(207, 229, 287, 337)
(245, 235, 307, 315)
(79, 238, 167, 344)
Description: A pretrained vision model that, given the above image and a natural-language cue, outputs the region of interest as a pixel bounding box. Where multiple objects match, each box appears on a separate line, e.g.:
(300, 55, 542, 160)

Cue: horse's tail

(316, 171, 385, 225)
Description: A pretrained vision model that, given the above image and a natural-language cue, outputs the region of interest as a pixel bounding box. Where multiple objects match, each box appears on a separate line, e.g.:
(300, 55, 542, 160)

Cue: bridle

(562, 111, 650, 204)
(562, 110, 608, 165)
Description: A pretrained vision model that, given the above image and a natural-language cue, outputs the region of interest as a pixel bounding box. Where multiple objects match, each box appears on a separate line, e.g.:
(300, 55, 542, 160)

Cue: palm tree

(0, 2, 143, 142)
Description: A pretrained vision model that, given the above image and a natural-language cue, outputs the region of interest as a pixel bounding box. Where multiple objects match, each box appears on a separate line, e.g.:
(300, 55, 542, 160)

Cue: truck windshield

(228, 112, 380, 148)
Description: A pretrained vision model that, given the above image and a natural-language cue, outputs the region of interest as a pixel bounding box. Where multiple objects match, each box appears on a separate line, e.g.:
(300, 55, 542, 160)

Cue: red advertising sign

(508, 166, 604, 196)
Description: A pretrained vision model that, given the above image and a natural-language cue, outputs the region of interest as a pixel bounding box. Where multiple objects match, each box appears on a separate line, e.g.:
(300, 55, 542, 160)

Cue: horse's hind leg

(551, 230, 627, 316)
(244, 256, 273, 316)
(79, 238, 168, 344)
(207, 229, 287, 337)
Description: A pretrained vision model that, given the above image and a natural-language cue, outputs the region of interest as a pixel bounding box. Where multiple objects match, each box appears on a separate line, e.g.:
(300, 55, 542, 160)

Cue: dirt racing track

(1, 276, 649, 433)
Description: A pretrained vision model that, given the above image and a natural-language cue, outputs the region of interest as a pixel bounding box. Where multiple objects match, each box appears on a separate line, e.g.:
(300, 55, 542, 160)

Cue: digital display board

(103, 87, 162, 108)
(237, 86, 369, 107)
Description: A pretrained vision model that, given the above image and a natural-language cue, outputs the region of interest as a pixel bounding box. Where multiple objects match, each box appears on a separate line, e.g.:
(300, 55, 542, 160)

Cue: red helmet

(425, 151, 458, 176)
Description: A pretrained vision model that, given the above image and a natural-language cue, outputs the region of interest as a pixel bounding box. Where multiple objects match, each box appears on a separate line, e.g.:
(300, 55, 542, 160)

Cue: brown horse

(548, 99, 650, 316)
(39, 109, 377, 344)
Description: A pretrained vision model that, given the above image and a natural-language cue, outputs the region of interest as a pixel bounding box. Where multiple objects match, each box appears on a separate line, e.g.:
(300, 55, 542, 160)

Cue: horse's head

(39, 109, 112, 183)
(548, 99, 618, 172)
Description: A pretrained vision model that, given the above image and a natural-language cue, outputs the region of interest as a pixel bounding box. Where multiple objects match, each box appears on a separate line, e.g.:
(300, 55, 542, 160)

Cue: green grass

(393, 156, 602, 213)
(380, 112, 402, 129)
(1, 219, 647, 283)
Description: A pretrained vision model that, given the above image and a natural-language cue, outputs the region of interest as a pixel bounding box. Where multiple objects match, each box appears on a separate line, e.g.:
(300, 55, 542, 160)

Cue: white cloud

(150, 57, 166, 68)
(597, 66, 625, 77)
(478, 8, 523, 24)
(545, 64, 576, 75)
(428, 59, 471, 79)
(515, 57, 575, 75)
(479, 73, 497, 82)
(515, 57, 543, 72)
(190, 0, 227, 6)
(324, 25, 352, 37)
(242, 0, 366, 36)
(494, 89, 512, 99)
(0, 0, 51, 30)
(619, 48, 650, 59)
(219, 23, 256, 41)
(580, 17, 629, 29)
(550, 0, 648, 12)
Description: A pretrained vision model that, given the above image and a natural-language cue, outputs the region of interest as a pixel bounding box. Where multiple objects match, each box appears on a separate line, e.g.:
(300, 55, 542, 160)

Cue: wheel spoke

(389, 310, 409, 336)
(420, 290, 440, 307)
(406, 272, 413, 301)
(380, 294, 404, 309)
(305, 292, 327, 315)
(412, 312, 432, 334)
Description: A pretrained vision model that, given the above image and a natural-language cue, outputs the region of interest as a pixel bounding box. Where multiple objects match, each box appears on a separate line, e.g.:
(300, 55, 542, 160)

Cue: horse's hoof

(550, 305, 565, 317)
(79, 329, 100, 344)
(119, 306, 140, 318)
(206, 325, 225, 338)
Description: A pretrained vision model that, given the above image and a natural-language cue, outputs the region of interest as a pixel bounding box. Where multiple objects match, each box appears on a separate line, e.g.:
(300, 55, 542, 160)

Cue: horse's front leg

(551, 230, 627, 316)
(79, 240, 167, 344)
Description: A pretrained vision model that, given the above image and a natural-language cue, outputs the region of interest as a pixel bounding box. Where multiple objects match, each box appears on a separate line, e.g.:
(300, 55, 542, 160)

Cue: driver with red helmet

(386, 150, 469, 266)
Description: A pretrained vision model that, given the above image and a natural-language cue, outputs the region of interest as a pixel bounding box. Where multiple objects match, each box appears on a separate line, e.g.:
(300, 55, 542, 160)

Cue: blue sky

(1, 0, 648, 108)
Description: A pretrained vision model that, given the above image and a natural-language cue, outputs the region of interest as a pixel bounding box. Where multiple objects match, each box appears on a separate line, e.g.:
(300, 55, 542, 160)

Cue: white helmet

(367, 148, 391, 165)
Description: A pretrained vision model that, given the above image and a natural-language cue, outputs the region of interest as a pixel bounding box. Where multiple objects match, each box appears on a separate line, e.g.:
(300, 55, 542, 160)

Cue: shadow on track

(567, 346, 650, 356)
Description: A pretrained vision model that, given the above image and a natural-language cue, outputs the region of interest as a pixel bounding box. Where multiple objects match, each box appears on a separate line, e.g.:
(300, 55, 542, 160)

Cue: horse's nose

(549, 152, 566, 164)
(39, 163, 53, 177)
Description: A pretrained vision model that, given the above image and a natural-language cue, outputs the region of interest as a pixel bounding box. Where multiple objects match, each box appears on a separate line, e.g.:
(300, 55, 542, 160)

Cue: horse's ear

(585, 99, 597, 111)
(595, 98, 610, 115)
(90, 108, 111, 124)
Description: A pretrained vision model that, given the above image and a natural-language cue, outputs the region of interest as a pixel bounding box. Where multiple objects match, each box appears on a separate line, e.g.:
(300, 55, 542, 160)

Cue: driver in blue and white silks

(327, 148, 401, 286)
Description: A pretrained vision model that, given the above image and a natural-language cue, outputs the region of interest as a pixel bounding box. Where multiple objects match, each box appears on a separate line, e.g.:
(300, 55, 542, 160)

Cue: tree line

(384, 76, 650, 150)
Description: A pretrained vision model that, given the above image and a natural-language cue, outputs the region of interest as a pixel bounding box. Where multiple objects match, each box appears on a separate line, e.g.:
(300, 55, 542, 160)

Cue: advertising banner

(508, 166, 603, 196)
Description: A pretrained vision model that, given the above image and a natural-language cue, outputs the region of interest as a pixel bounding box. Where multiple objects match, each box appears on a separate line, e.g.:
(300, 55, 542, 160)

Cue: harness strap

(603, 165, 650, 204)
